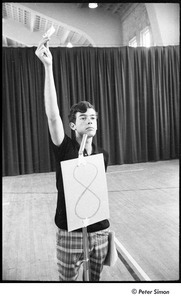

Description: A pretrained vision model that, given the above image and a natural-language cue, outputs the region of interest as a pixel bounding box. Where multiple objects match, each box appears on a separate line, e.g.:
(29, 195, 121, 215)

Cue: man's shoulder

(51, 134, 72, 148)
(50, 134, 78, 160)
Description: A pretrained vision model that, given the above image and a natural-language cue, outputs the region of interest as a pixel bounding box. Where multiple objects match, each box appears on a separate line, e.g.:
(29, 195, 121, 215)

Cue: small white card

(43, 26, 55, 38)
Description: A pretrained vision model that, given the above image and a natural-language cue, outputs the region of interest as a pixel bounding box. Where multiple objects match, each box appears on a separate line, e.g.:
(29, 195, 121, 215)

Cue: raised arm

(35, 37, 64, 146)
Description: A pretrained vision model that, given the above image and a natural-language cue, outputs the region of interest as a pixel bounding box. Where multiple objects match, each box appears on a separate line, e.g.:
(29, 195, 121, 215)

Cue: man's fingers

(37, 45, 48, 54)
(35, 37, 52, 64)
(36, 45, 50, 59)
(37, 37, 50, 49)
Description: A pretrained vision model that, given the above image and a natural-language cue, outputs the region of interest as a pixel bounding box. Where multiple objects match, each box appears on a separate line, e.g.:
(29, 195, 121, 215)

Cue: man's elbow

(47, 113, 60, 123)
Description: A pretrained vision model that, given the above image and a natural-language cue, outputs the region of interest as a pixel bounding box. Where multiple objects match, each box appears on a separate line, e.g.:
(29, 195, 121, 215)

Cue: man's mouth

(86, 127, 95, 130)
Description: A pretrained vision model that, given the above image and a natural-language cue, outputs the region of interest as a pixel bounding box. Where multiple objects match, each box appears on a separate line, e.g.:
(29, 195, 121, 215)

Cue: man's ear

(69, 122, 76, 131)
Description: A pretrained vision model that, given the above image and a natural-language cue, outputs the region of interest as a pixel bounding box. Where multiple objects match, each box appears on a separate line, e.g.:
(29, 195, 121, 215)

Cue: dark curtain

(2, 46, 179, 176)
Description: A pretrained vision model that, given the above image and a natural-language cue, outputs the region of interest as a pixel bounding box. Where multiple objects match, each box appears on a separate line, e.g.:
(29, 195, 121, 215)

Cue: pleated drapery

(2, 46, 179, 176)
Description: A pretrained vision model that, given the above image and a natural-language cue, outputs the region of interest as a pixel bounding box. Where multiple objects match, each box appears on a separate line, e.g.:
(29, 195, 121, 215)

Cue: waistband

(57, 228, 110, 238)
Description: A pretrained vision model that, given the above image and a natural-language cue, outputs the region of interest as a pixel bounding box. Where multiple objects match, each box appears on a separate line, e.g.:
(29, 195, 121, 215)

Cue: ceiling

(2, 2, 138, 47)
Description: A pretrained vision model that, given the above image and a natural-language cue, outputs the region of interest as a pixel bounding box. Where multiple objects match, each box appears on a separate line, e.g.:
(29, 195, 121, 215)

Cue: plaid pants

(56, 228, 109, 281)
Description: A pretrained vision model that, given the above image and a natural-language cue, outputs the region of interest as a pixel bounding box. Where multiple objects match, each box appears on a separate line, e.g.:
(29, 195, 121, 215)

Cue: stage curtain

(2, 46, 179, 176)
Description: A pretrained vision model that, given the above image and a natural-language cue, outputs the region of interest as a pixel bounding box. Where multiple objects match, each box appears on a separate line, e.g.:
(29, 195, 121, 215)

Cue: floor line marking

(117, 251, 141, 281)
(108, 186, 178, 192)
(107, 169, 144, 174)
(115, 237, 151, 281)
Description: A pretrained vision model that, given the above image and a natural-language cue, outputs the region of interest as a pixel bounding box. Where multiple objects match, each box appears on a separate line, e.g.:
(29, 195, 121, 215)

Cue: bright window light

(140, 27, 151, 47)
(67, 42, 73, 48)
(129, 36, 137, 48)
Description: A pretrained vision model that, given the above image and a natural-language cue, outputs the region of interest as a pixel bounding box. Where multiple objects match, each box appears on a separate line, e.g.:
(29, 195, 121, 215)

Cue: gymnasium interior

(2, 2, 179, 285)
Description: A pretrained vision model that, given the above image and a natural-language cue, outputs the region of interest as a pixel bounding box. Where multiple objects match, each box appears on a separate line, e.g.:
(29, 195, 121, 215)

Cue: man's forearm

(44, 65, 60, 121)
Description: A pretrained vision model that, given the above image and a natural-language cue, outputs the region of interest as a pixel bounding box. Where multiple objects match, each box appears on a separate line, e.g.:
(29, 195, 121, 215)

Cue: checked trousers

(56, 228, 109, 281)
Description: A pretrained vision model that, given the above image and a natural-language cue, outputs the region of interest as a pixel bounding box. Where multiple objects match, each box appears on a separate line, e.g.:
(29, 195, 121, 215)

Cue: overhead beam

(58, 27, 70, 44)
(102, 4, 112, 11)
(119, 3, 139, 22)
(145, 3, 179, 46)
(29, 12, 37, 32)
(112, 4, 122, 14)
(3, 18, 61, 46)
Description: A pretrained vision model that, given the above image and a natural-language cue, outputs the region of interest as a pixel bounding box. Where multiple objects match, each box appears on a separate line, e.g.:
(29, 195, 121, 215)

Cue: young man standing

(35, 37, 110, 281)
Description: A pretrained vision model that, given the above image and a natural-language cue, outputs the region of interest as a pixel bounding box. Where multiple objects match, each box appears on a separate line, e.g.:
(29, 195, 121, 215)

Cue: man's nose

(87, 118, 92, 124)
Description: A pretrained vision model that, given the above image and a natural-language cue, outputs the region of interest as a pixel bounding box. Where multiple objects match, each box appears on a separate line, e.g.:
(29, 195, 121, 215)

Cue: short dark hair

(68, 101, 97, 123)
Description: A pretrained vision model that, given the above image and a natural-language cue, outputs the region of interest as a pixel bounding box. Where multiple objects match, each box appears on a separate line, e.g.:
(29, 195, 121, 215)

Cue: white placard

(61, 153, 110, 231)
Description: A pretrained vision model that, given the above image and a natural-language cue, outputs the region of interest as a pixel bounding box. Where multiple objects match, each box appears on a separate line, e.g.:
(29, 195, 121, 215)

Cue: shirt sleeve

(50, 134, 72, 162)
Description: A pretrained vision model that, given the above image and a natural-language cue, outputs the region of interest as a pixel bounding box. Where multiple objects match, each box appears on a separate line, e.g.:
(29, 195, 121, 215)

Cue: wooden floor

(2, 159, 179, 282)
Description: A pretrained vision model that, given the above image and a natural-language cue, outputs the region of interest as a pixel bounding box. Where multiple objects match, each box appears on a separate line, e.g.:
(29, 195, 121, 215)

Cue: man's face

(73, 108, 98, 137)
